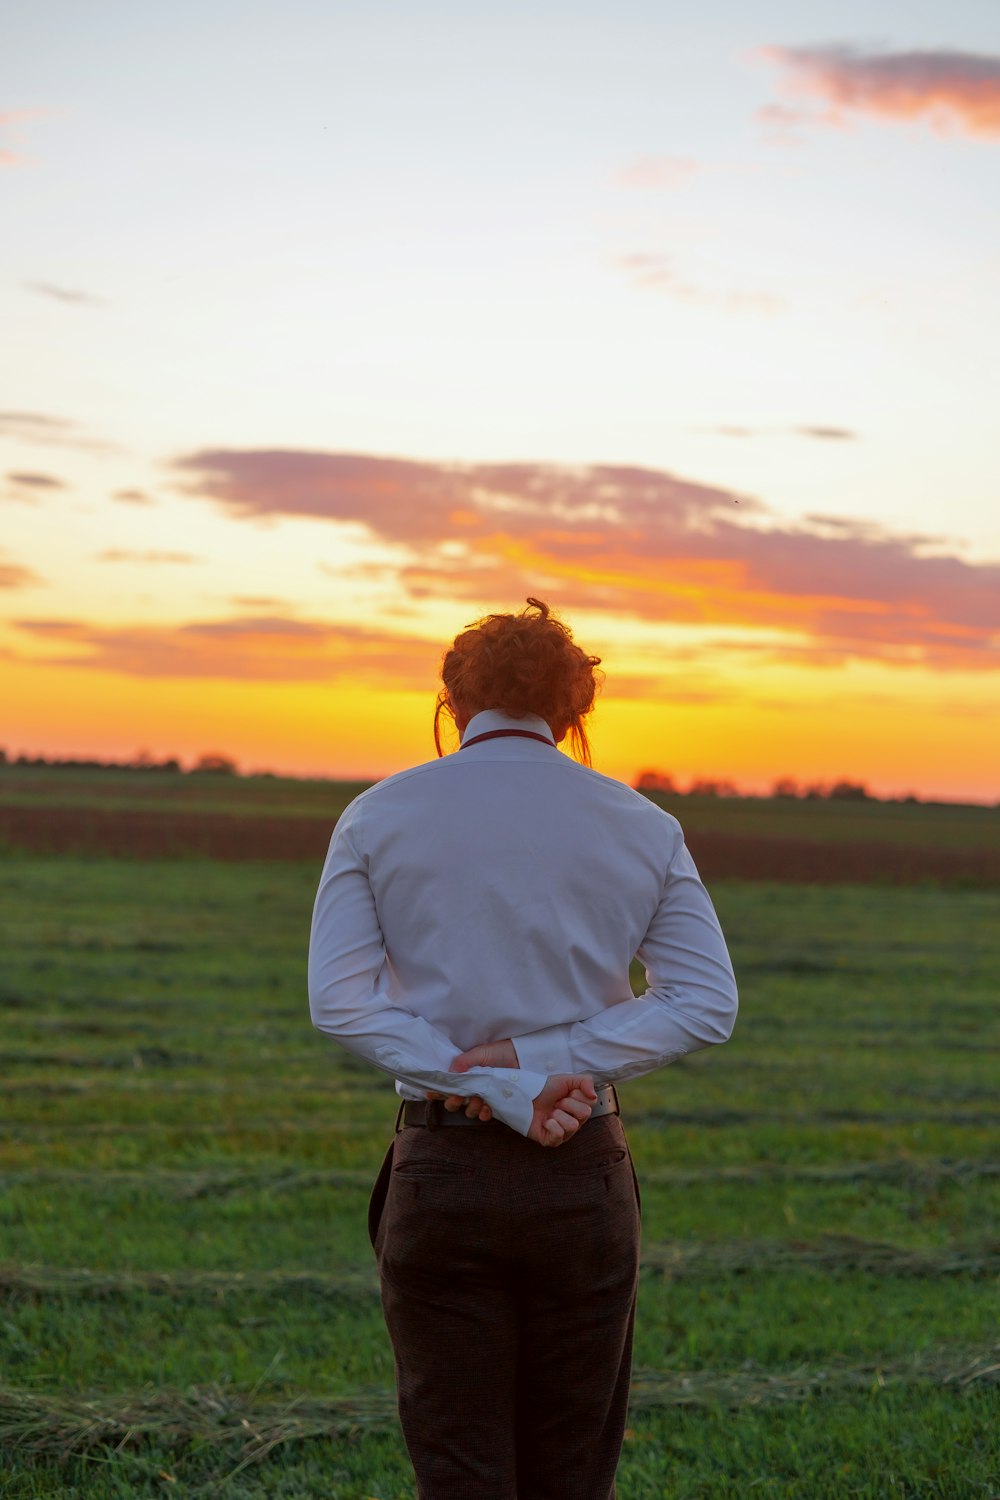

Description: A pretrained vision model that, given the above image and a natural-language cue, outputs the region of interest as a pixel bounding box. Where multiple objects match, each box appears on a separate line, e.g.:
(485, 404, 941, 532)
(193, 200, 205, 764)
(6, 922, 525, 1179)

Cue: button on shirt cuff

(511, 1026, 576, 1080)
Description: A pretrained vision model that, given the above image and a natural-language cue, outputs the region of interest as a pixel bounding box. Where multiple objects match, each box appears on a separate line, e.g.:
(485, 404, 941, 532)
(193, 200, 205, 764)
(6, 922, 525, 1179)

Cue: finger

(555, 1096, 592, 1122)
(443, 1094, 464, 1111)
(550, 1107, 583, 1137)
(464, 1094, 486, 1118)
(450, 1045, 483, 1073)
(425, 1090, 445, 1101)
(478, 1104, 493, 1122)
(543, 1117, 566, 1144)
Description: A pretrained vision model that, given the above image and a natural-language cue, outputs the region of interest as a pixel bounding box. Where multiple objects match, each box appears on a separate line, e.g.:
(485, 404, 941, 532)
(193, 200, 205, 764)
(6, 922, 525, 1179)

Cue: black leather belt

(397, 1083, 619, 1131)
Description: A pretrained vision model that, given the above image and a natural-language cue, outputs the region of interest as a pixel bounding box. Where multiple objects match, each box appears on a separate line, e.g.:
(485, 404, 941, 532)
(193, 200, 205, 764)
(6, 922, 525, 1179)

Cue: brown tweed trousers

(369, 1111, 641, 1500)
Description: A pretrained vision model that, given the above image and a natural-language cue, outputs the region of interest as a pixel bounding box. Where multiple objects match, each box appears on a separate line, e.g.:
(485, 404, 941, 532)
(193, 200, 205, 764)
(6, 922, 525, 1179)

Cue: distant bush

(192, 753, 239, 776)
(829, 780, 871, 801)
(635, 770, 678, 794)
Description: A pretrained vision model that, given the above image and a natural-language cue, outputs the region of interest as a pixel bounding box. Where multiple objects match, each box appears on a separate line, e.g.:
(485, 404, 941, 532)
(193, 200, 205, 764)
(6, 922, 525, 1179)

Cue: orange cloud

(760, 44, 1000, 137)
(0, 553, 41, 589)
(8, 615, 443, 687)
(95, 549, 199, 565)
(172, 449, 1000, 674)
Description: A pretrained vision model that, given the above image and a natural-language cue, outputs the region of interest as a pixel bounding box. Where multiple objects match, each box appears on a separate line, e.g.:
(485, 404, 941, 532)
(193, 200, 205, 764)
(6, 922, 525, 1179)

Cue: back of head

(435, 598, 603, 764)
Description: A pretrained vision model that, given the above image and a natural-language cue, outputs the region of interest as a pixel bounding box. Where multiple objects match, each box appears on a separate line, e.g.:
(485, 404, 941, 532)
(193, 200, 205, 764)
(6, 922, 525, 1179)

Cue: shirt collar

(460, 709, 557, 747)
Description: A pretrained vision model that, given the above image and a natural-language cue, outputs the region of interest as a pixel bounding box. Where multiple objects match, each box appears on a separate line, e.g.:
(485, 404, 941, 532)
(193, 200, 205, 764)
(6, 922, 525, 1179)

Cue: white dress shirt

(309, 709, 738, 1135)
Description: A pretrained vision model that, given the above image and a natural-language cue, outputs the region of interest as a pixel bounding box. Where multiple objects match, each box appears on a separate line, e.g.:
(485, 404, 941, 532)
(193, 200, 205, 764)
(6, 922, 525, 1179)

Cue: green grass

(1, 852, 998, 1496)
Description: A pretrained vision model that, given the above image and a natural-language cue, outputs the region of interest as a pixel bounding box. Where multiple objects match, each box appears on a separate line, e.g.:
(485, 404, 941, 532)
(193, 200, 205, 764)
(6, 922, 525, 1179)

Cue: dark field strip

(3, 1156, 999, 1198)
(5, 1237, 999, 1305)
(3, 801, 999, 883)
(2, 1344, 998, 1461)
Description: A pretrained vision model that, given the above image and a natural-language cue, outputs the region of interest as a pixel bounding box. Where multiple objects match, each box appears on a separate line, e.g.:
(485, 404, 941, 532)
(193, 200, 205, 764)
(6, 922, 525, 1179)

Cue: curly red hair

(434, 598, 603, 764)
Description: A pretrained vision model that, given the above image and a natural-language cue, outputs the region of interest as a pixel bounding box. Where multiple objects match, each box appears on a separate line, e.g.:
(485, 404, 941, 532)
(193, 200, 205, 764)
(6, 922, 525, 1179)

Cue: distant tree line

(0, 748, 240, 776)
(634, 770, 918, 803)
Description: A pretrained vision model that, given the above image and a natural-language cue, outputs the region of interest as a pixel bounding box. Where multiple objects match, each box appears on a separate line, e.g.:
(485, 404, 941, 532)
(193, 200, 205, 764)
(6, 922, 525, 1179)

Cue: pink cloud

(759, 44, 1000, 138)
(170, 449, 1000, 673)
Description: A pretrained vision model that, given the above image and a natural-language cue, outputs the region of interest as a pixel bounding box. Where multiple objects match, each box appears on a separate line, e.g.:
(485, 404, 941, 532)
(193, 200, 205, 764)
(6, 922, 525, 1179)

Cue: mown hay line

(4, 1237, 999, 1307)
(2, 1156, 998, 1199)
(6, 1106, 1000, 1142)
(2, 1347, 998, 1459)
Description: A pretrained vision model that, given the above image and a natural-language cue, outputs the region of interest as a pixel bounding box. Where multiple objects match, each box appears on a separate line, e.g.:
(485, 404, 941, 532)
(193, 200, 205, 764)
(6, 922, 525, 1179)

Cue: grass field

(1, 782, 998, 1497)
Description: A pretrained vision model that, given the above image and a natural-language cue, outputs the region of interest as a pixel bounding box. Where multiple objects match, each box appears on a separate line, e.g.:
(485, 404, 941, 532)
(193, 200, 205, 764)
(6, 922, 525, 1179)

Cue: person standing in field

(308, 597, 738, 1499)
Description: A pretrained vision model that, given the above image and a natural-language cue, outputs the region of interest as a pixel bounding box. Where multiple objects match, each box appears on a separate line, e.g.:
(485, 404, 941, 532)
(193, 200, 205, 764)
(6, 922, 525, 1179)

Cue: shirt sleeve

(308, 797, 547, 1135)
(512, 833, 737, 1083)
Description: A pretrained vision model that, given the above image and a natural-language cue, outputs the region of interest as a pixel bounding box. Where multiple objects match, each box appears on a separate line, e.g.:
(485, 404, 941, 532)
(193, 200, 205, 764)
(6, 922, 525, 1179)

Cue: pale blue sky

(5, 4, 998, 536)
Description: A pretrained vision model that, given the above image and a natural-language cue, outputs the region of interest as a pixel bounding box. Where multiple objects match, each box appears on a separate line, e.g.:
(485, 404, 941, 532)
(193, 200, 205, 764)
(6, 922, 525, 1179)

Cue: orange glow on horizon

(4, 651, 997, 804)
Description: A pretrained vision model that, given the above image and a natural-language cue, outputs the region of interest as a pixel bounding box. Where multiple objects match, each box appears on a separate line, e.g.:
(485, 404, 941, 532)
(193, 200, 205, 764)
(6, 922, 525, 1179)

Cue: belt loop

(394, 1100, 406, 1134)
(426, 1098, 442, 1131)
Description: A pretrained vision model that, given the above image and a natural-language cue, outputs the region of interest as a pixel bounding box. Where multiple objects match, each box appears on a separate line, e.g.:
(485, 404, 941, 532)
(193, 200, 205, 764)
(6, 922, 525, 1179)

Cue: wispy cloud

(754, 101, 812, 143)
(9, 615, 444, 686)
(0, 411, 119, 454)
(6, 468, 67, 492)
(614, 253, 782, 312)
(759, 44, 1000, 138)
(702, 424, 859, 440)
(24, 281, 107, 307)
(172, 449, 1000, 673)
(95, 549, 199, 565)
(794, 425, 857, 440)
(112, 489, 156, 506)
(614, 155, 700, 189)
(0, 552, 42, 588)
(0, 107, 45, 167)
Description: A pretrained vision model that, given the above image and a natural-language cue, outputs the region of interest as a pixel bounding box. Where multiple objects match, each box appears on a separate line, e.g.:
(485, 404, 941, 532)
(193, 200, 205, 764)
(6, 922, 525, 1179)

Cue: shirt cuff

(374, 1046, 546, 1136)
(510, 1024, 576, 1079)
(471, 1068, 548, 1136)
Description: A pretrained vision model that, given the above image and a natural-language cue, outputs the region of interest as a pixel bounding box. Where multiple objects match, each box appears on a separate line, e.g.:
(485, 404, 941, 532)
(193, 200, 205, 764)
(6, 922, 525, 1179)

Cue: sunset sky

(3, 1, 999, 800)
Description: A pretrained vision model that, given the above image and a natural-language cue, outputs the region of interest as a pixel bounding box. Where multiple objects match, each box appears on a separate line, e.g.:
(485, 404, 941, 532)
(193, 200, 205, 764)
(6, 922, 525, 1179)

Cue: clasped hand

(425, 1038, 597, 1147)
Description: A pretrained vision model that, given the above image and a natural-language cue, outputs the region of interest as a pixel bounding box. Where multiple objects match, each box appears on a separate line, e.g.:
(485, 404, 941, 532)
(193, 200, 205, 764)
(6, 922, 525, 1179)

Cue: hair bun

(435, 599, 602, 763)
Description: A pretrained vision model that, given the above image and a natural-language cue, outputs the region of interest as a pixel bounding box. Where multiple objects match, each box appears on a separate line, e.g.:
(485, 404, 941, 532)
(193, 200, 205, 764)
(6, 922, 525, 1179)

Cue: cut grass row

(1, 853, 997, 1495)
(3, 1154, 999, 1194)
(6, 1395, 997, 1500)
(5, 1237, 1000, 1304)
